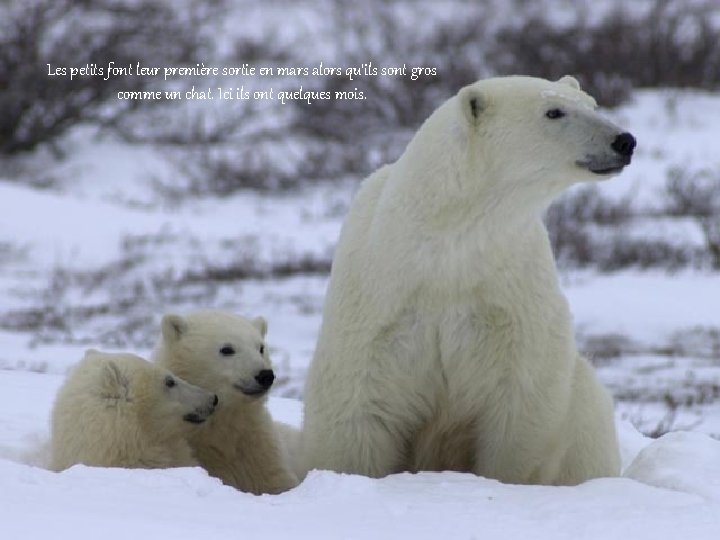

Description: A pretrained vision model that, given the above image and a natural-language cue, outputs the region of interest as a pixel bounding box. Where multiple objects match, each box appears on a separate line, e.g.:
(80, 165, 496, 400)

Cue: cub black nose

(611, 132, 636, 157)
(255, 369, 275, 389)
(212, 394, 219, 407)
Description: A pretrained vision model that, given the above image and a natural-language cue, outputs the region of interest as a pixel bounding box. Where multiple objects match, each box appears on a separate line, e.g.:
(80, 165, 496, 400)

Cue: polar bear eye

(219, 345, 235, 357)
(545, 108, 565, 119)
(164, 376, 176, 388)
(259, 344, 265, 355)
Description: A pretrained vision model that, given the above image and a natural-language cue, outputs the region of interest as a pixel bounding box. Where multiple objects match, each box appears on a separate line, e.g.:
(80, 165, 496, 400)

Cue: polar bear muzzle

(578, 130, 636, 175)
(233, 368, 275, 396)
(611, 132, 636, 160)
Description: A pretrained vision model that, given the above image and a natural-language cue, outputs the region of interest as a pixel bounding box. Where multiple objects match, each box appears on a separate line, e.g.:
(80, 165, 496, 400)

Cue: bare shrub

(579, 333, 638, 364)
(0, 228, 332, 348)
(665, 167, 720, 269)
(165, 135, 304, 195)
(597, 237, 694, 272)
(545, 186, 633, 267)
(490, 0, 720, 107)
(668, 327, 720, 362)
(291, 0, 493, 178)
(641, 393, 704, 439)
(545, 184, 707, 271)
(0, 0, 216, 156)
(182, 254, 332, 283)
(296, 1, 489, 138)
(0, 242, 29, 266)
(130, 32, 303, 195)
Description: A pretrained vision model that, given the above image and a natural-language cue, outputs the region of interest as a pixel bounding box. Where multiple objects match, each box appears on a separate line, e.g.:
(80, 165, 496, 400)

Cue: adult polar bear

(302, 75, 635, 485)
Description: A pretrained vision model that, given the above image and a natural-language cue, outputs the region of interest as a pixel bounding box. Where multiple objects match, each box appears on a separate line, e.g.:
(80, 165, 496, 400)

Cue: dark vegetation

(1, 0, 718, 277)
(0, 0, 220, 155)
(3, 0, 719, 186)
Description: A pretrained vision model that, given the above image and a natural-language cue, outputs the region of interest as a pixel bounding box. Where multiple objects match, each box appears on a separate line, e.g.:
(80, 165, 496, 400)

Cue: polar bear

(49, 349, 217, 471)
(153, 310, 298, 494)
(302, 75, 634, 485)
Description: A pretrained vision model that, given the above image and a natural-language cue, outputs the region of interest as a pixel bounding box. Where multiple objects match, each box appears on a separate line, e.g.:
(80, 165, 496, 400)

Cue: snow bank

(2, 449, 719, 540)
(624, 431, 720, 502)
(1, 384, 719, 540)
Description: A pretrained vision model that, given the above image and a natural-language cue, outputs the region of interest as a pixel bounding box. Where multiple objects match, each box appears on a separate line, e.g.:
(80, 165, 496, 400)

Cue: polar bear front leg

(554, 358, 621, 484)
(470, 356, 620, 485)
(303, 399, 416, 478)
(240, 407, 299, 494)
(302, 298, 437, 477)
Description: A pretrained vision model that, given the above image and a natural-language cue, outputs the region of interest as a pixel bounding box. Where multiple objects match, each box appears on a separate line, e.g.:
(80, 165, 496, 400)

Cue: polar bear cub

(302, 75, 632, 485)
(50, 349, 217, 471)
(153, 310, 298, 494)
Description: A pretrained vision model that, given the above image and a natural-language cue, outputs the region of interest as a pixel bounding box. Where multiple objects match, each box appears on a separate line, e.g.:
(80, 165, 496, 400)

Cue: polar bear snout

(183, 393, 219, 424)
(255, 369, 275, 389)
(611, 132, 636, 160)
(577, 130, 637, 176)
(233, 368, 275, 396)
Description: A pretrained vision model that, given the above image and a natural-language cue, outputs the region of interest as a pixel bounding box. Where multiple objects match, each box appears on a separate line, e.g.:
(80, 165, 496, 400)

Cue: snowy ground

(1, 381, 719, 539)
(1, 88, 719, 537)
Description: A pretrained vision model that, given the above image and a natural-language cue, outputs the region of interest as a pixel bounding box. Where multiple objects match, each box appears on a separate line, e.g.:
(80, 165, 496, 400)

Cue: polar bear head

(154, 310, 274, 405)
(402, 75, 636, 217)
(84, 350, 218, 427)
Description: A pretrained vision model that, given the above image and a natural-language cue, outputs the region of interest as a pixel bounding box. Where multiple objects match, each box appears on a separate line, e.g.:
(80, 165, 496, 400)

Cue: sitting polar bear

(153, 310, 298, 494)
(302, 75, 634, 485)
(50, 350, 217, 471)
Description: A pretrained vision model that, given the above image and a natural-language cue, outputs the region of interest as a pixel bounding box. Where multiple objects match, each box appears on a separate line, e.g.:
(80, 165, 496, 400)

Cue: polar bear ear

(459, 86, 487, 126)
(99, 360, 130, 400)
(161, 314, 188, 344)
(557, 75, 581, 90)
(252, 316, 268, 337)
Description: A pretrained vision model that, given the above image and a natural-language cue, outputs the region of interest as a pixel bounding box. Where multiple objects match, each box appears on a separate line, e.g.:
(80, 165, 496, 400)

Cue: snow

(2, 441, 720, 539)
(566, 272, 720, 348)
(625, 431, 720, 501)
(603, 89, 720, 207)
(1, 378, 720, 539)
(0, 178, 343, 269)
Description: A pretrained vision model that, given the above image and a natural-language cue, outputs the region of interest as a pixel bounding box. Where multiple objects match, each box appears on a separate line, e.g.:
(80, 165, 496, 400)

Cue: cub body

(153, 310, 298, 494)
(50, 350, 216, 471)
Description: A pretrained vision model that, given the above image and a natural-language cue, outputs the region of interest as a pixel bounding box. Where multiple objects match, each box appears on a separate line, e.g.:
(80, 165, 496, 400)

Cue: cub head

(154, 311, 274, 404)
(85, 349, 217, 432)
(445, 75, 636, 210)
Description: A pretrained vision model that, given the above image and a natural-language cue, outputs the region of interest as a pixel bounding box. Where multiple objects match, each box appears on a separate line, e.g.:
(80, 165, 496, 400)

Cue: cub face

(81, 350, 217, 429)
(158, 311, 275, 404)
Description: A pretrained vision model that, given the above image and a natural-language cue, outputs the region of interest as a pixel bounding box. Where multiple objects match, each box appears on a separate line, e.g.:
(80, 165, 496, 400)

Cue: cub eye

(220, 345, 235, 356)
(259, 344, 265, 355)
(545, 108, 565, 119)
(164, 376, 176, 388)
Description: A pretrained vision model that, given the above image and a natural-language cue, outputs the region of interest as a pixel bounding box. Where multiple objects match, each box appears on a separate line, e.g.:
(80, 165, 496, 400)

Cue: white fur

(302, 75, 624, 485)
(153, 310, 298, 494)
(50, 350, 216, 471)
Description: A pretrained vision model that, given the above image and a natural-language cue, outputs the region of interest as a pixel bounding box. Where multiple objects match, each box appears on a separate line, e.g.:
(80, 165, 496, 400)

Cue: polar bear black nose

(212, 394, 219, 407)
(611, 132, 636, 157)
(255, 369, 275, 389)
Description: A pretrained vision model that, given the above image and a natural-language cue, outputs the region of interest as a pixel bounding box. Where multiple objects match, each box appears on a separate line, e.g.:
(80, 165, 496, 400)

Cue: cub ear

(161, 314, 188, 344)
(459, 86, 487, 126)
(252, 316, 268, 337)
(99, 360, 130, 400)
(557, 75, 581, 90)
